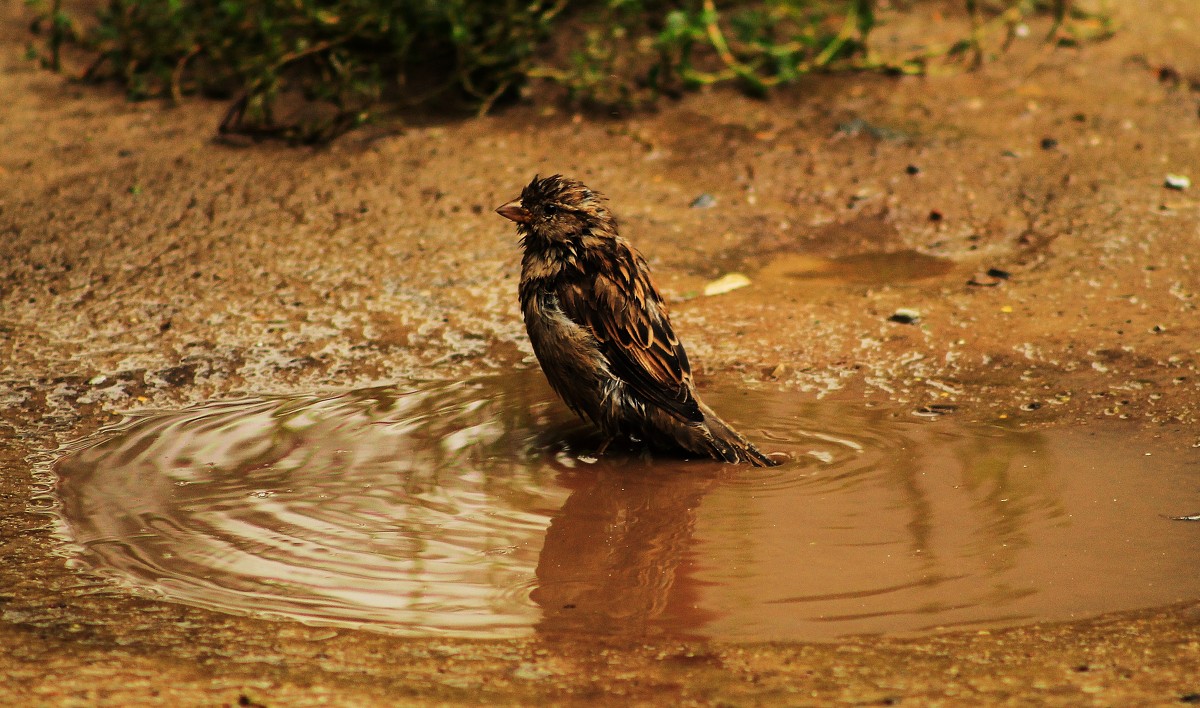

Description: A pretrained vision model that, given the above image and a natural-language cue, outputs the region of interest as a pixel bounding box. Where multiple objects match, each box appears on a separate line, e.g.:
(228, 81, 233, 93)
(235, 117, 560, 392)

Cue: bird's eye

(543, 204, 558, 217)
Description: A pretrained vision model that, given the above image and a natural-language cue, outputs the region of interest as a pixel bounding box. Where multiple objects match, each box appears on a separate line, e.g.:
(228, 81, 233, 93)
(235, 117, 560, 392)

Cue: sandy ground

(2, 0, 1200, 704)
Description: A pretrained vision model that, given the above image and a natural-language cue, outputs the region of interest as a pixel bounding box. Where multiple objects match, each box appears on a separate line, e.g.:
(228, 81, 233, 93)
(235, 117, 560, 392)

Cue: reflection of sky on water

(51, 373, 1200, 640)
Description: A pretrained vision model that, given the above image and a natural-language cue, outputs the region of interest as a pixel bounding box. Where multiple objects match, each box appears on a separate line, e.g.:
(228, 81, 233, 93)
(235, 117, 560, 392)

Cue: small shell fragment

(703, 272, 751, 296)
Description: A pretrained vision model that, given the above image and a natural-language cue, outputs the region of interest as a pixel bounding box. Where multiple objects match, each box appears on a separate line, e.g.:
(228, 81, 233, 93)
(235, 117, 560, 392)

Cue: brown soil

(3, 0, 1200, 704)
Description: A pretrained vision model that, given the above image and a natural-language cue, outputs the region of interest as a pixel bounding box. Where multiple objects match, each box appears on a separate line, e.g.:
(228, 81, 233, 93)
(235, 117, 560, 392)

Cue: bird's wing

(556, 248, 704, 424)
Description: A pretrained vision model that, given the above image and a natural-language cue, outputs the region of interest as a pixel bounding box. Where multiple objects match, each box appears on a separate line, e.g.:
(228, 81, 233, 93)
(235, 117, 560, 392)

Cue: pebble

(888, 308, 920, 324)
(1164, 174, 1191, 191)
(690, 193, 716, 208)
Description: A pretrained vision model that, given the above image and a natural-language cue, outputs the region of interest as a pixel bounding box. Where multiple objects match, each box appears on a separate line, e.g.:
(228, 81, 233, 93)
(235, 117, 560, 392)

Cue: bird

(496, 174, 778, 467)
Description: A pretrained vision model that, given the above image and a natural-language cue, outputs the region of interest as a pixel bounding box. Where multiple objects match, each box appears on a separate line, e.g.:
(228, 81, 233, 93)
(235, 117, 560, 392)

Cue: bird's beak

(496, 199, 531, 224)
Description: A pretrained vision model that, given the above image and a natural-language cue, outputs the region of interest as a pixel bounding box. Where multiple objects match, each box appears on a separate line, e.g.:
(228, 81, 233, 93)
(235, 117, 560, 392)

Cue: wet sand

(3, 0, 1200, 704)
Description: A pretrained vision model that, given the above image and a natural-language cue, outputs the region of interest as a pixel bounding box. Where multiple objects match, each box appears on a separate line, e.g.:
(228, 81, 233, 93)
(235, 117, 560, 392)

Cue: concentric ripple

(49, 373, 1200, 640)
(53, 377, 576, 637)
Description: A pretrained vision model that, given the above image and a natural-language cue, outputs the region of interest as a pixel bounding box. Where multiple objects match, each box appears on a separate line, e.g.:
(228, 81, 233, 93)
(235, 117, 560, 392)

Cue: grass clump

(25, 0, 1113, 142)
(29, 0, 569, 140)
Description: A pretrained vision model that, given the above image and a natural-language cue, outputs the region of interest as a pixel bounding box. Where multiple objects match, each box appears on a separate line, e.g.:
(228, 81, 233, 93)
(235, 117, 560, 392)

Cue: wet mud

(3, 0, 1200, 704)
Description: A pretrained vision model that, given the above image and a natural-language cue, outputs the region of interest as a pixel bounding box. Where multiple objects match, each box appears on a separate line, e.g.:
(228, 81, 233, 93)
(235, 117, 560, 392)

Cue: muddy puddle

(42, 373, 1200, 642)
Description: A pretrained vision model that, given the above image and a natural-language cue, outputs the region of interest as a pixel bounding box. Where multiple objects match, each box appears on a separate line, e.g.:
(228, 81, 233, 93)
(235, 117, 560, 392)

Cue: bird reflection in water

(532, 458, 723, 639)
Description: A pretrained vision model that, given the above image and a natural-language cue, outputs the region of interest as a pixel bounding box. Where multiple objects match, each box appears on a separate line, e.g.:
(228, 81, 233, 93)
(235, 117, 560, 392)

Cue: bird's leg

(594, 436, 613, 456)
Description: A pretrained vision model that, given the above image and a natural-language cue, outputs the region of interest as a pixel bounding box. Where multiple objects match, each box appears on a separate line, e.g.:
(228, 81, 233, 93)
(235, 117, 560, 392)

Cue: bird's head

(496, 174, 615, 248)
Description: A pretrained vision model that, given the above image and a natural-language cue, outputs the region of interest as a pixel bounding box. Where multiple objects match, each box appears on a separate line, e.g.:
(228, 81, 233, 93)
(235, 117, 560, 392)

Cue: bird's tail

(695, 402, 780, 467)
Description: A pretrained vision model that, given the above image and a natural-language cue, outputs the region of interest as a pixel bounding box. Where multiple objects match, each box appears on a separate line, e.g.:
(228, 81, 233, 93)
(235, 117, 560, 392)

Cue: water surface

(50, 374, 1200, 640)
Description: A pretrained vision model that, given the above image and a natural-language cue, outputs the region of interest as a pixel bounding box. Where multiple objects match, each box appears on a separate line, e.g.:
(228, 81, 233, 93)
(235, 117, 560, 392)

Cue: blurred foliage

(24, 0, 1113, 142)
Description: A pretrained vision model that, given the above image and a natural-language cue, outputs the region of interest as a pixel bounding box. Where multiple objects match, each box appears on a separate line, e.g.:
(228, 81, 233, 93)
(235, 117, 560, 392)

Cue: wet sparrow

(497, 174, 777, 467)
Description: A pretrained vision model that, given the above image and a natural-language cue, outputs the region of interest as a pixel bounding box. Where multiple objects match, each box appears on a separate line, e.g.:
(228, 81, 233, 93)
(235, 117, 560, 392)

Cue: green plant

(25, 0, 78, 71)
(23, 0, 1113, 142)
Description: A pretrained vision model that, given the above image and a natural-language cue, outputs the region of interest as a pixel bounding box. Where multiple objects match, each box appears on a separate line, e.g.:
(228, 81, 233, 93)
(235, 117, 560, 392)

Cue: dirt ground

(3, 0, 1200, 704)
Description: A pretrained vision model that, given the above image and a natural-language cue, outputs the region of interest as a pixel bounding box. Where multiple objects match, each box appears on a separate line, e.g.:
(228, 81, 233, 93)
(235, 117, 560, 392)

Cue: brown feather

(557, 268, 703, 424)
(501, 174, 779, 467)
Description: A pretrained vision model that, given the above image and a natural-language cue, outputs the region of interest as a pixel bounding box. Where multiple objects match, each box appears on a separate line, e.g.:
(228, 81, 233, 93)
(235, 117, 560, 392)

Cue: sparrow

(496, 174, 778, 467)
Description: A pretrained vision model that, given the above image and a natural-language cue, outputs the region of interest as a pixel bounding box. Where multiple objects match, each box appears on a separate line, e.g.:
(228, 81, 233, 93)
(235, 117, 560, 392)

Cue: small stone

(88, 375, 108, 386)
(968, 272, 1003, 287)
(1158, 66, 1181, 85)
(1165, 174, 1191, 190)
(905, 164, 920, 175)
(690, 193, 717, 208)
(888, 308, 920, 325)
(986, 267, 1011, 279)
(1040, 137, 1058, 150)
(703, 272, 751, 296)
